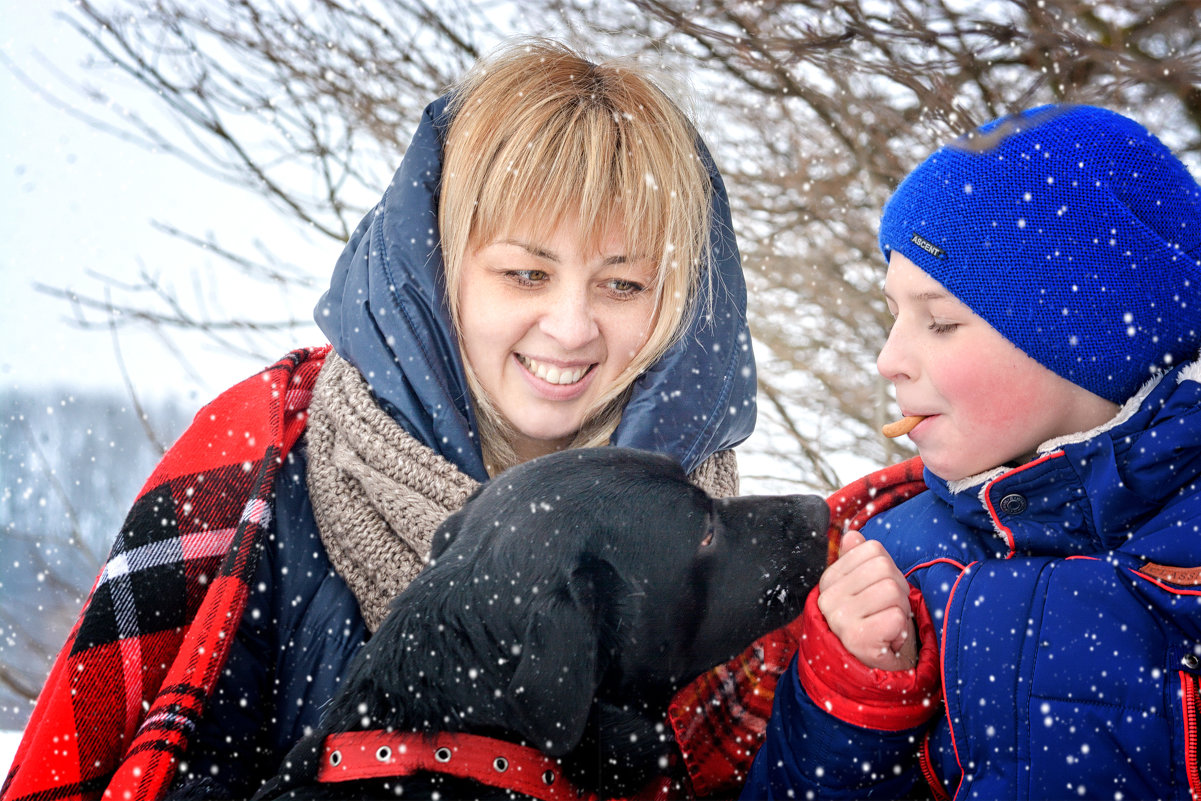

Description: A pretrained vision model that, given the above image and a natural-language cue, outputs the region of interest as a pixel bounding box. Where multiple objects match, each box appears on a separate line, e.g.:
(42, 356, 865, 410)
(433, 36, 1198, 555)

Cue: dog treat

(882, 415, 926, 438)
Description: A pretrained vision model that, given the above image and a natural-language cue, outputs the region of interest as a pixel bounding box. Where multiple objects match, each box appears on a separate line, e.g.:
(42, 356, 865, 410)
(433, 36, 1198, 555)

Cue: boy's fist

(817, 530, 918, 671)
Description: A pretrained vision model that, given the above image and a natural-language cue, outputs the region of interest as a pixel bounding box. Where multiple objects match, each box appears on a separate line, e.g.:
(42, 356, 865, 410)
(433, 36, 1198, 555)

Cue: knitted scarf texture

(306, 351, 478, 631)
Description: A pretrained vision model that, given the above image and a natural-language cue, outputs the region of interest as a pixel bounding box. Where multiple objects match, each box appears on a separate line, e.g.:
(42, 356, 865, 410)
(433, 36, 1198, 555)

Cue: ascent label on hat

(910, 233, 946, 259)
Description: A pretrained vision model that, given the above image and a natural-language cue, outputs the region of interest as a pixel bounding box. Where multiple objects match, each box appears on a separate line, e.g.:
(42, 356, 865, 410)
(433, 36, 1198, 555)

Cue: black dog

(253, 447, 829, 799)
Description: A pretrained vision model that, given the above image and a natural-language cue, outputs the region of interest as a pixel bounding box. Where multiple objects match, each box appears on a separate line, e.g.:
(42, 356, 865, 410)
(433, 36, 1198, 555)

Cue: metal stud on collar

(492, 756, 509, 772)
(542, 769, 556, 785)
(434, 746, 453, 763)
(375, 745, 392, 762)
(329, 750, 342, 767)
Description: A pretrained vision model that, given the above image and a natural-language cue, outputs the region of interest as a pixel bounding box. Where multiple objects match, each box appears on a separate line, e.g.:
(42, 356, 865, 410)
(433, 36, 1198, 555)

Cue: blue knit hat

(879, 104, 1201, 403)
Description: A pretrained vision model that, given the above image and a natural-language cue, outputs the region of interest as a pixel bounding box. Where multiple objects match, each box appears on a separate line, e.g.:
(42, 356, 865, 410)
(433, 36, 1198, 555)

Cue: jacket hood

(315, 96, 755, 481)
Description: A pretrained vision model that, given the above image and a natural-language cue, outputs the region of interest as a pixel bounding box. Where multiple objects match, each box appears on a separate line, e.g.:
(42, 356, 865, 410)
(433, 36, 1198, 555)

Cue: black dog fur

(250, 447, 830, 799)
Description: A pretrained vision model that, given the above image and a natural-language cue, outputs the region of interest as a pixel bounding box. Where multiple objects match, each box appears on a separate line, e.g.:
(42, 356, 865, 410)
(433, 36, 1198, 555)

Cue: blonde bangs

(469, 105, 630, 266)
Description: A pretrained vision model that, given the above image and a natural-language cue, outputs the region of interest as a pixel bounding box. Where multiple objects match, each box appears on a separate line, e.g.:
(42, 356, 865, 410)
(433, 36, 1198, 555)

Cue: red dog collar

(317, 730, 594, 800)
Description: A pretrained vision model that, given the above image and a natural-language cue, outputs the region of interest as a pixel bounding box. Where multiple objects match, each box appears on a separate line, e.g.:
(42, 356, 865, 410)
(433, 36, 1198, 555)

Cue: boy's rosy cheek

(938, 378, 1023, 440)
(938, 357, 994, 406)
(976, 401, 1029, 432)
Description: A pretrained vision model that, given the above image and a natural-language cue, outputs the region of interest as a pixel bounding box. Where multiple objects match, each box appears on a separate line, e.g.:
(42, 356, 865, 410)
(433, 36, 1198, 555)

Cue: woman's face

(457, 216, 659, 463)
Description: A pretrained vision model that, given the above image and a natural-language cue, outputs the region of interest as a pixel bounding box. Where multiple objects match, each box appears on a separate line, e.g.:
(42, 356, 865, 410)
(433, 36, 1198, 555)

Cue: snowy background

(3, 2, 334, 400)
(0, 732, 15, 777)
(2, 0, 338, 752)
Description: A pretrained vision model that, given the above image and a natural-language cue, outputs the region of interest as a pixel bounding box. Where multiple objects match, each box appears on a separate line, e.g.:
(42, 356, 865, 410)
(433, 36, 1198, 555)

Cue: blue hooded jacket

(743, 358, 1201, 800)
(177, 95, 756, 794)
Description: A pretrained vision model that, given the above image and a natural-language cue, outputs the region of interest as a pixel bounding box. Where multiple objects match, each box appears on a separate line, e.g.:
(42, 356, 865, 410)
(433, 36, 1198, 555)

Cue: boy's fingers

(888, 622, 912, 655)
(819, 570, 910, 630)
(838, 529, 867, 555)
(855, 605, 913, 646)
(819, 550, 868, 592)
(822, 539, 895, 589)
(834, 608, 912, 669)
(827, 536, 880, 581)
(848, 577, 912, 618)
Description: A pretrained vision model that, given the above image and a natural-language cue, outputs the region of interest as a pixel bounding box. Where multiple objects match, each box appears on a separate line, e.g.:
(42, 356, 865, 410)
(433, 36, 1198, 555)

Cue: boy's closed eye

(882, 297, 964, 336)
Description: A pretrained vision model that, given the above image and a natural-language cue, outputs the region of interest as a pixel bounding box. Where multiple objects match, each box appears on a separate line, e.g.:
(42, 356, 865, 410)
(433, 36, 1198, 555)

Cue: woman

(4, 39, 758, 799)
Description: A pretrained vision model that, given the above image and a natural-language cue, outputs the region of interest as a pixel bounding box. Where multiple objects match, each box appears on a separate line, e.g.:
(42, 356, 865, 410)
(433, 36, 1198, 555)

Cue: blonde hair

(439, 38, 713, 475)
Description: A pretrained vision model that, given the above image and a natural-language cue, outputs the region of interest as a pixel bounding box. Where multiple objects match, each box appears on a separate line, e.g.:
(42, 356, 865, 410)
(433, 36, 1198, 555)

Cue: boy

(742, 105, 1201, 800)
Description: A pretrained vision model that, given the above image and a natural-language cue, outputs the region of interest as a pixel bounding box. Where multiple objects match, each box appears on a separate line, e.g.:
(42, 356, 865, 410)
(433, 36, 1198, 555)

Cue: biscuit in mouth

(882, 415, 925, 438)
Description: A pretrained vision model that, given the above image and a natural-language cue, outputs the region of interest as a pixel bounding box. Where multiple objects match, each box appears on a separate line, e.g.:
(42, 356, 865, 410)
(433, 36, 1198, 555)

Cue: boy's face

(877, 253, 1118, 482)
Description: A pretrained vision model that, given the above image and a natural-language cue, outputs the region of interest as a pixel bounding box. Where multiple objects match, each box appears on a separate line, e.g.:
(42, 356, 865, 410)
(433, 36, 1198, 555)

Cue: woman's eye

(928, 320, 959, 334)
(507, 269, 548, 286)
(605, 278, 646, 297)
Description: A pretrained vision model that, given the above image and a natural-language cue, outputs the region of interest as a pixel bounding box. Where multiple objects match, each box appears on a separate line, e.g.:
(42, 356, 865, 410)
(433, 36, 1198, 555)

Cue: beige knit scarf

(306, 350, 740, 631)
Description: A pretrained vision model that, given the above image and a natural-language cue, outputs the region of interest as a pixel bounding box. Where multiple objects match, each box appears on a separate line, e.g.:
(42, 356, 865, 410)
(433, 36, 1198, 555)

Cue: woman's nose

(539, 289, 600, 350)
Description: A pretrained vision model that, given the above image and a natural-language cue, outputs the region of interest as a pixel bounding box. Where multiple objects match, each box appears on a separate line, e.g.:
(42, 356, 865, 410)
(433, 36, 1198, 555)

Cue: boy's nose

(876, 326, 911, 382)
(539, 291, 600, 350)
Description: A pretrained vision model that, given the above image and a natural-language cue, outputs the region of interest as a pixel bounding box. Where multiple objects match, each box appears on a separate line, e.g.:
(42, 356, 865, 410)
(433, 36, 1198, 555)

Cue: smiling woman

(4, 37, 761, 800)
(440, 43, 713, 474)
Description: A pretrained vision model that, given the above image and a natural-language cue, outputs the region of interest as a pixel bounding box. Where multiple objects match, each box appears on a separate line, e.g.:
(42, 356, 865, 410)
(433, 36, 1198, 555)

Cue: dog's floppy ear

(506, 563, 610, 756)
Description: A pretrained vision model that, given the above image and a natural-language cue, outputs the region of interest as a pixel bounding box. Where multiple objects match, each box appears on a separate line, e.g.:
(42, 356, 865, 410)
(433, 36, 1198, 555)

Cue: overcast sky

(2, 1, 336, 404)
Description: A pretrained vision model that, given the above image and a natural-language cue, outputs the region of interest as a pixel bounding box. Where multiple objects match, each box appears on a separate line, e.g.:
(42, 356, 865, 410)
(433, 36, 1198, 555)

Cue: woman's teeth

(519, 356, 590, 385)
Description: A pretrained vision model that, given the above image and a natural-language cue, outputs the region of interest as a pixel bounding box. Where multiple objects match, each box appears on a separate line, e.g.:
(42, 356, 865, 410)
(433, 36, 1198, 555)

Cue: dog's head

(426, 447, 829, 757)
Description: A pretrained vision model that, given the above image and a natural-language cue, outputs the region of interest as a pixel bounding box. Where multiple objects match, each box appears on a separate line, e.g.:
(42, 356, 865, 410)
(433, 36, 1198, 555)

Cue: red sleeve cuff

(796, 584, 942, 731)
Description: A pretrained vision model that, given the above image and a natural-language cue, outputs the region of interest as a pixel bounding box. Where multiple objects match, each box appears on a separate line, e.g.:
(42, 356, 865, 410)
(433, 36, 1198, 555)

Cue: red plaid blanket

(1, 346, 926, 800)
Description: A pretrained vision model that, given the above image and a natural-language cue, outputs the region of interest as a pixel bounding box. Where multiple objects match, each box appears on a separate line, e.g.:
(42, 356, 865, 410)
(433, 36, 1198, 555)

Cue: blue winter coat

(177, 95, 756, 794)
(743, 358, 1201, 800)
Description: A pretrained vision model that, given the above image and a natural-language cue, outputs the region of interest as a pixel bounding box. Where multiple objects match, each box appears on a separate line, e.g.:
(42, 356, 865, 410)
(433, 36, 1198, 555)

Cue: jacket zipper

(1184, 670, 1201, 800)
(920, 733, 950, 801)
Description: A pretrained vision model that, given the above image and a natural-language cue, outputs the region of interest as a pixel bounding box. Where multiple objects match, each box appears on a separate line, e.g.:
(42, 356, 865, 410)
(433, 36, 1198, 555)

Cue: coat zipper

(1184, 670, 1201, 800)
(920, 732, 950, 801)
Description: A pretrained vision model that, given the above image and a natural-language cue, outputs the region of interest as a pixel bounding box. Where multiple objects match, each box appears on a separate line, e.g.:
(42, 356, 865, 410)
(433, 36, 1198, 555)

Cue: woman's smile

(516, 354, 596, 387)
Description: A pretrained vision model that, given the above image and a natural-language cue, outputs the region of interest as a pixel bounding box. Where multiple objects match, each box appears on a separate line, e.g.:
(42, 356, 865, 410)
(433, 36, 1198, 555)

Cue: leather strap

(1139, 561, 1201, 586)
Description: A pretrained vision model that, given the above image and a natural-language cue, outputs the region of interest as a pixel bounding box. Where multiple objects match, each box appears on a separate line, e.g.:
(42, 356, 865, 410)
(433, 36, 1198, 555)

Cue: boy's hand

(817, 530, 918, 671)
